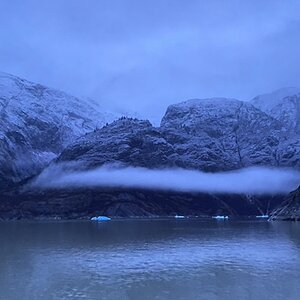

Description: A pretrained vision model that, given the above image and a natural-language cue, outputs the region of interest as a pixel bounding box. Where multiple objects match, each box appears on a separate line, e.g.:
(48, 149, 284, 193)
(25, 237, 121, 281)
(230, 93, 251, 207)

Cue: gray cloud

(31, 164, 300, 195)
(1, 0, 300, 122)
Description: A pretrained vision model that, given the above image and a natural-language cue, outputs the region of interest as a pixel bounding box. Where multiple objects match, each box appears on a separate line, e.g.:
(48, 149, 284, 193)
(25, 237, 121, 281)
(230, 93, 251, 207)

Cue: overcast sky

(1, 0, 300, 121)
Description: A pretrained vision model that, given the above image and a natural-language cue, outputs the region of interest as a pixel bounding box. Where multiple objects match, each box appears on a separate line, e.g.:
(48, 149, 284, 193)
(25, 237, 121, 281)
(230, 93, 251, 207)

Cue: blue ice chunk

(212, 215, 229, 220)
(91, 216, 111, 221)
(174, 215, 185, 219)
(256, 215, 269, 219)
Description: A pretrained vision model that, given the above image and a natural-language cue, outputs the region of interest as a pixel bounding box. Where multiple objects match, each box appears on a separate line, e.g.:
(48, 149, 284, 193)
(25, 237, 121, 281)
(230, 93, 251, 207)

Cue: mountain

(4, 97, 297, 219)
(0, 72, 118, 187)
(49, 98, 300, 172)
(2, 84, 300, 219)
(251, 87, 300, 133)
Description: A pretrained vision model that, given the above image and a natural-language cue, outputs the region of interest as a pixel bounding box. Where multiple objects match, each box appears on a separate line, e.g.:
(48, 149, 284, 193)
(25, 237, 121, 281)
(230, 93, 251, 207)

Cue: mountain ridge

(0, 72, 120, 187)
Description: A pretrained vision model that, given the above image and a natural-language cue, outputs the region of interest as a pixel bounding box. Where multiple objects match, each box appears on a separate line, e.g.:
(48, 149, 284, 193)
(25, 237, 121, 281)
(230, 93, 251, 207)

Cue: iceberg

(212, 215, 229, 220)
(174, 215, 185, 219)
(256, 215, 269, 219)
(91, 216, 111, 221)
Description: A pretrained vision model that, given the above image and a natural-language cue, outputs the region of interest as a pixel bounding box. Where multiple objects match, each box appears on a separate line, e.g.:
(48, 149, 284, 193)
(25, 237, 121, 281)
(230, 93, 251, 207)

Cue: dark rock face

(0, 187, 283, 220)
(57, 118, 179, 169)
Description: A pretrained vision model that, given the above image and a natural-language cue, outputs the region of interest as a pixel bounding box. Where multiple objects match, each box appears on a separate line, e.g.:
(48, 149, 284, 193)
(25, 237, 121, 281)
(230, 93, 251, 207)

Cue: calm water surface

(0, 219, 300, 300)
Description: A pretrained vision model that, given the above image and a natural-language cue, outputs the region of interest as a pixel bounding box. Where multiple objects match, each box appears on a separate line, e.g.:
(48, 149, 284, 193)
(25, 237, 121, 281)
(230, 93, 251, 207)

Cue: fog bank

(31, 165, 300, 195)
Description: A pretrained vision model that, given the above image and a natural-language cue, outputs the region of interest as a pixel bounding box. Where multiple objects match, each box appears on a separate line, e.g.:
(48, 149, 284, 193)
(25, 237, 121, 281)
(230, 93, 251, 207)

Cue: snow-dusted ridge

(51, 95, 300, 175)
(0, 71, 120, 186)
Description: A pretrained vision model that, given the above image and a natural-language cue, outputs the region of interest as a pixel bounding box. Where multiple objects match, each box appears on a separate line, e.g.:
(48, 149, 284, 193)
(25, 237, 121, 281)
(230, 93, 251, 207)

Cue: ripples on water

(1, 219, 300, 300)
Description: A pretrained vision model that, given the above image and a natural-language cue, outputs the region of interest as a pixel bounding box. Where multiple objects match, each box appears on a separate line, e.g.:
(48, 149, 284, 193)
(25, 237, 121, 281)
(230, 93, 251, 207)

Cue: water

(1, 219, 300, 300)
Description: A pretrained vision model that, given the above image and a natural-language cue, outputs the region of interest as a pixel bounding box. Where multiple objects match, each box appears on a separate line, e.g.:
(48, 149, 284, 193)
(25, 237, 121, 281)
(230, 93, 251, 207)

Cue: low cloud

(30, 164, 300, 195)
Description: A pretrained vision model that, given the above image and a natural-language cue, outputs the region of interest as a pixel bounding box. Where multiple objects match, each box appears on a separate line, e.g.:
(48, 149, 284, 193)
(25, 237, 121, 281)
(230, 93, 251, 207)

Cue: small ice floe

(212, 215, 229, 220)
(174, 215, 185, 219)
(256, 215, 269, 219)
(90, 216, 111, 221)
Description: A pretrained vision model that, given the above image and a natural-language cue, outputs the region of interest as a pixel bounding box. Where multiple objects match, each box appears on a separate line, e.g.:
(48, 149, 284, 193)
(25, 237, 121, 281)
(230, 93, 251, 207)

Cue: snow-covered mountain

(0, 72, 119, 187)
(8, 98, 294, 219)
(251, 87, 300, 133)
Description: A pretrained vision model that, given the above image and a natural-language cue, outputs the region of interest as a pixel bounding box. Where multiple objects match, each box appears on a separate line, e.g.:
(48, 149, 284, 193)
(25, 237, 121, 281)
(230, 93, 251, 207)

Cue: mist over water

(31, 164, 300, 195)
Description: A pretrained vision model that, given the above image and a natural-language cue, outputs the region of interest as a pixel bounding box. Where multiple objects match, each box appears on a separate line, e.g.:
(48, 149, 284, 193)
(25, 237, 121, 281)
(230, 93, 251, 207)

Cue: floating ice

(212, 215, 229, 220)
(256, 215, 269, 219)
(91, 216, 111, 221)
(174, 215, 185, 219)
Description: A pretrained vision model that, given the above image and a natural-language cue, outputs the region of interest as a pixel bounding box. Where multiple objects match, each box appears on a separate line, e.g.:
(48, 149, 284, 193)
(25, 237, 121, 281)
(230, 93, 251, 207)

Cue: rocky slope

(0, 72, 118, 188)
(56, 117, 178, 169)
(270, 186, 300, 221)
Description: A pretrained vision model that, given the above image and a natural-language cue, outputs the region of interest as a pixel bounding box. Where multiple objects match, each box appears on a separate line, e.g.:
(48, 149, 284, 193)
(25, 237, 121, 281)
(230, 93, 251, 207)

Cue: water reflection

(0, 220, 300, 300)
